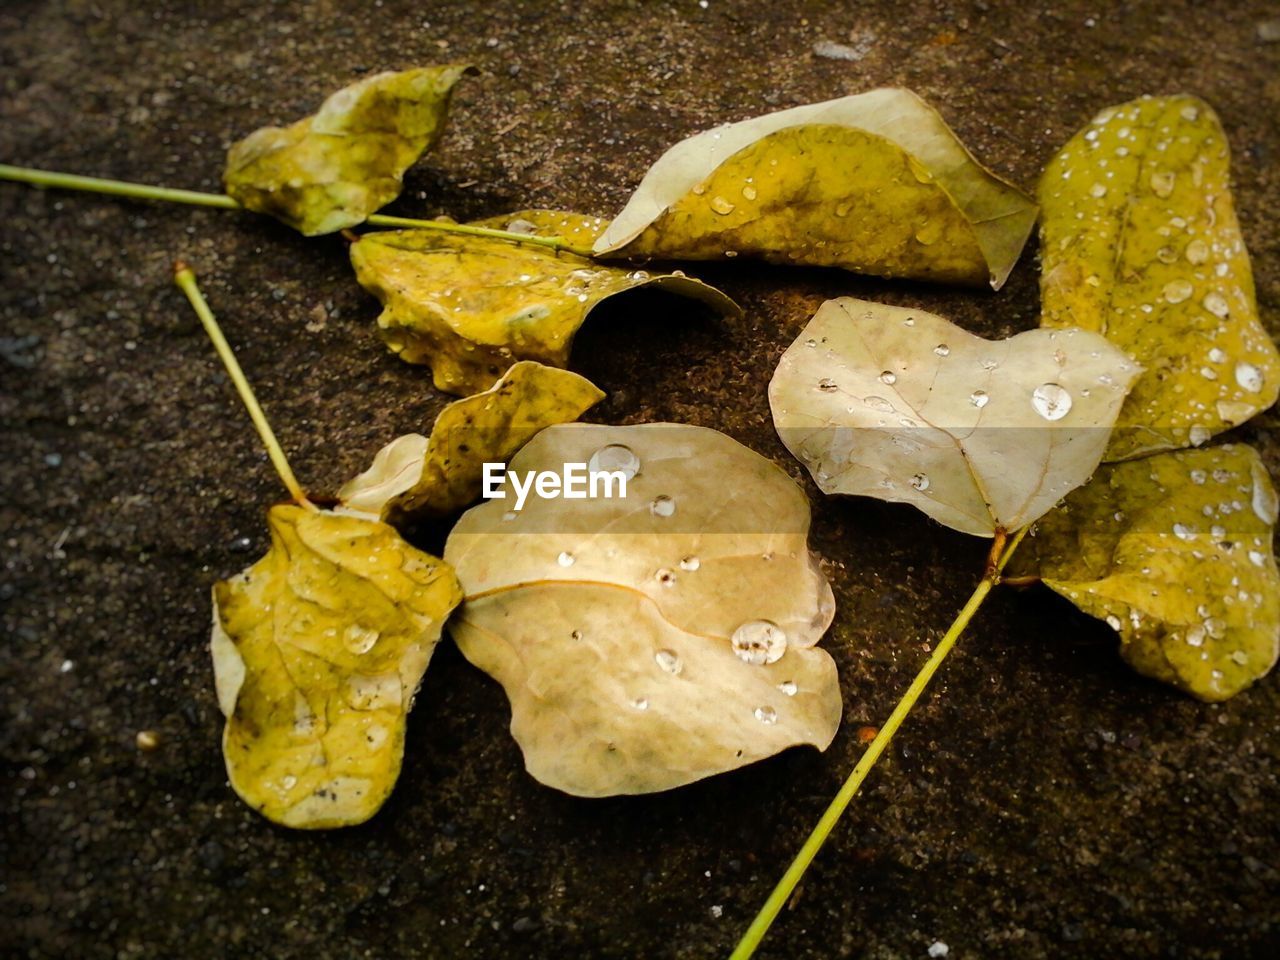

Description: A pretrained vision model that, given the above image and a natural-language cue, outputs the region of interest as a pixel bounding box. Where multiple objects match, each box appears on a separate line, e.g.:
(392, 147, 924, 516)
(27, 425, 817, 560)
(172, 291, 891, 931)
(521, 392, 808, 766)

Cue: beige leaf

(443, 423, 841, 797)
(769, 298, 1142, 536)
(593, 89, 1037, 288)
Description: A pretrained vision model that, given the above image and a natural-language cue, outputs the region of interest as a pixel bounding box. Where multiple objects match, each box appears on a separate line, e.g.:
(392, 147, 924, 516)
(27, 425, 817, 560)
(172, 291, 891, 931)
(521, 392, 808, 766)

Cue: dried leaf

(211, 505, 462, 827)
(470, 209, 611, 250)
(1039, 94, 1280, 460)
(769, 297, 1141, 536)
(443, 423, 841, 797)
(350, 220, 739, 395)
(338, 360, 605, 521)
(225, 65, 471, 235)
(593, 89, 1037, 288)
(1017, 444, 1280, 701)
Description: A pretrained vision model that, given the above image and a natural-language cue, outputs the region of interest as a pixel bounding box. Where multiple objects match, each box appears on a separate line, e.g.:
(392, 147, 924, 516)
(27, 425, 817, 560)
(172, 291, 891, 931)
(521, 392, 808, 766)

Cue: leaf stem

(729, 526, 1030, 960)
(0, 163, 590, 254)
(172, 261, 316, 511)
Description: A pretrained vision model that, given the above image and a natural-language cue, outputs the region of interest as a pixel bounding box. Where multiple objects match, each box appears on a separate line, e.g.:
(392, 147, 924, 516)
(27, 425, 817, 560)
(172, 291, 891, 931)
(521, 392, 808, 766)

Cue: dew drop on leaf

(1031, 383, 1073, 420)
(753, 705, 778, 724)
(731, 620, 787, 665)
(589, 443, 641, 480)
(654, 649, 683, 675)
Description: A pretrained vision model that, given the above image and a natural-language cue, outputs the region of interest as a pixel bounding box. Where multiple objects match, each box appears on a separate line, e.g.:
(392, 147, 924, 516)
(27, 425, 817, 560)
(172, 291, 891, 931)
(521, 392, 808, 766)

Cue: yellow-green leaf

(350, 219, 739, 395)
(470, 209, 611, 252)
(1038, 94, 1280, 461)
(1018, 444, 1280, 701)
(444, 423, 841, 797)
(769, 297, 1141, 537)
(224, 65, 471, 236)
(593, 89, 1037, 289)
(338, 360, 605, 521)
(211, 506, 462, 828)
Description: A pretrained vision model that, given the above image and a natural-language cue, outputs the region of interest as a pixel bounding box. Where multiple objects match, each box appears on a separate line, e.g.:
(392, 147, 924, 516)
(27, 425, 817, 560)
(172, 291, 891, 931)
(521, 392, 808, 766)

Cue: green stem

(0, 163, 591, 255)
(729, 526, 1030, 960)
(173, 260, 316, 512)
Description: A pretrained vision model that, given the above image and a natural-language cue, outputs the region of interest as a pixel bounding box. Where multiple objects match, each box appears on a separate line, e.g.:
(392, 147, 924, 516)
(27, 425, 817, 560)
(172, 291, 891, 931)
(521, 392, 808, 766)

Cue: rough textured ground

(3, 1, 1280, 957)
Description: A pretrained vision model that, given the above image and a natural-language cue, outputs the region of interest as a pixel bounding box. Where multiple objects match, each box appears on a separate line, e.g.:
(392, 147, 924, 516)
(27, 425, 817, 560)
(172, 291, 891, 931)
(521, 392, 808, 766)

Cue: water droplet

(933, 343, 951, 357)
(1185, 624, 1205, 647)
(1149, 171, 1176, 198)
(1173, 523, 1195, 541)
(346, 673, 401, 711)
(1189, 425, 1212, 446)
(731, 620, 787, 665)
(909, 473, 930, 492)
(557, 551, 575, 567)
(1180, 104, 1199, 121)
(679, 555, 700, 571)
(571, 629, 583, 641)
(817, 377, 838, 392)
(804, 338, 817, 348)
(655, 649, 683, 675)
(741, 185, 758, 201)
(980, 358, 999, 372)
(281, 775, 297, 790)
(834, 202, 851, 217)
(777, 681, 797, 696)
(1208, 347, 1227, 364)
(1156, 246, 1178, 264)
(343, 624, 380, 655)
(878, 370, 897, 385)
(863, 395, 894, 413)
(1203, 292, 1230, 317)
(1031, 383, 1072, 420)
(655, 567, 677, 587)
(1185, 239, 1209, 264)
(1162, 279, 1193, 304)
(501, 510, 518, 522)
(1089, 182, 1107, 198)
(1231, 650, 1249, 666)
(1249, 550, 1268, 567)
(632, 697, 649, 711)
(1235, 362, 1263, 393)
(589, 444, 640, 480)
(650, 495, 676, 517)
(970, 390, 989, 408)
(1105, 615, 1122, 631)
(709, 195, 735, 215)
(1190, 469, 1207, 484)
(754, 705, 778, 725)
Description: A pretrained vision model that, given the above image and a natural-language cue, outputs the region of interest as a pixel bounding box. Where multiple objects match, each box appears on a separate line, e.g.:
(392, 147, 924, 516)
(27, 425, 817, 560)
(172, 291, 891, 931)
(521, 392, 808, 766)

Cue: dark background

(3, 1, 1279, 957)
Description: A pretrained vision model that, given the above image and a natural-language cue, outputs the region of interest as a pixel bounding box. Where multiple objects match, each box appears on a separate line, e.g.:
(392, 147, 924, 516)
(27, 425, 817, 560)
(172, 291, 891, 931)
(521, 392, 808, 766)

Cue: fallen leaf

(225, 65, 471, 235)
(350, 221, 738, 394)
(443, 423, 841, 796)
(1039, 94, 1280, 460)
(211, 505, 462, 827)
(593, 89, 1037, 289)
(338, 360, 605, 521)
(1017, 444, 1280, 701)
(769, 297, 1141, 536)
(470, 209, 611, 251)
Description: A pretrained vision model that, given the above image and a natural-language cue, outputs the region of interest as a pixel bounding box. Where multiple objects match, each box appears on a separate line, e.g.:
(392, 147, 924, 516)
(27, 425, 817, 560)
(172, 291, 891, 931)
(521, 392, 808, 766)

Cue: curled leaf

(1039, 94, 1280, 460)
(211, 506, 462, 827)
(338, 360, 605, 521)
(350, 220, 739, 394)
(225, 65, 471, 235)
(769, 297, 1141, 537)
(593, 89, 1037, 288)
(1017, 444, 1280, 701)
(444, 423, 841, 797)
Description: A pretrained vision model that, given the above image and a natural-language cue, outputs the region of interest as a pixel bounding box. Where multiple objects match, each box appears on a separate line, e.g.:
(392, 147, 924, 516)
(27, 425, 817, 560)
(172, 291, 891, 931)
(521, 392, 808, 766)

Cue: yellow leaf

(1019, 444, 1280, 701)
(338, 360, 605, 521)
(224, 65, 471, 235)
(1038, 95, 1280, 460)
(211, 506, 462, 828)
(444, 423, 841, 796)
(469, 208, 612, 251)
(769, 298, 1141, 536)
(349, 218, 738, 395)
(593, 89, 1037, 289)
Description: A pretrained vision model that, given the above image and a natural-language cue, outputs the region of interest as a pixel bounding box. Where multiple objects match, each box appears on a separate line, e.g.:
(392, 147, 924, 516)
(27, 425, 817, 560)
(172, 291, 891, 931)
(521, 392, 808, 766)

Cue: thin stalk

(730, 526, 1030, 960)
(173, 261, 316, 511)
(0, 164, 588, 254)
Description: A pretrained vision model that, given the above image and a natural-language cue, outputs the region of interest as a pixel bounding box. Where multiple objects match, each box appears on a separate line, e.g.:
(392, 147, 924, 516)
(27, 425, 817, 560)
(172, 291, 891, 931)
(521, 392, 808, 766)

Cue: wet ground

(3, 1, 1280, 957)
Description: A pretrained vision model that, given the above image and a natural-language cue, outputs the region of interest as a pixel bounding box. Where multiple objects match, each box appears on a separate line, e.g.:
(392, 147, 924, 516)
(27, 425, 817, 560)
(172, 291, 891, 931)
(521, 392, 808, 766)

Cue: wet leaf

(338, 360, 605, 521)
(769, 297, 1141, 537)
(443, 423, 841, 797)
(211, 505, 462, 827)
(350, 220, 739, 395)
(593, 89, 1037, 289)
(1017, 444, 1280, 701)
(224, 65, 471, 236)
(1039, 94, 1280, 461)
(469, 209, 611, 251)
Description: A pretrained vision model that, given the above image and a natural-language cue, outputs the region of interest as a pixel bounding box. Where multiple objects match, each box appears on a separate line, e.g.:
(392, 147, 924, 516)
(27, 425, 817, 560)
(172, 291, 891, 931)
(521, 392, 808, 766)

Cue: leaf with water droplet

(337, 361, 604, 521)
(443, 423, 841, 796)
(1013, 444, 1280, 701)
(769, 298, 1141, 536)
(592, 89, 1037, 289)
(210, 506, 462, 828)
(1039, 94, 1280, 460)
(224, 65, 473, 235)
(350, 217, 739, 394)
